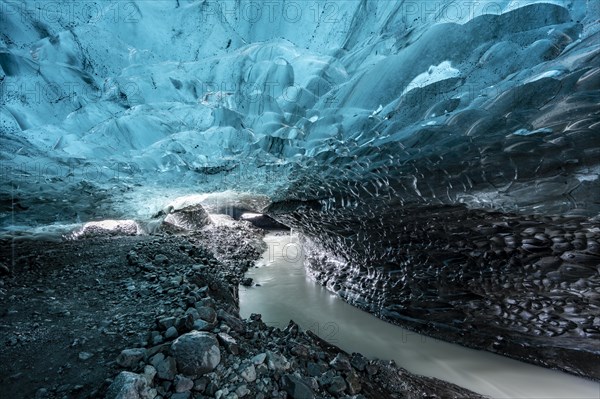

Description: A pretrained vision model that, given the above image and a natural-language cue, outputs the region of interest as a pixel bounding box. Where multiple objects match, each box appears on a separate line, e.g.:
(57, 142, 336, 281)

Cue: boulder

(105, 371, 150, 399)
(281, 374, 315, 399)
(171, 331, 221, 377)
(117, 348, 147, 368)
(163, 205, 210, 231)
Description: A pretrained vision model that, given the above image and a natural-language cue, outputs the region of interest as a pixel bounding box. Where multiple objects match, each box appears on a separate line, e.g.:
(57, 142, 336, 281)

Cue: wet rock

(193, 376, 210, 392)
(153, 254, 169, 266)
(350, 353, 368, 371)
(142, 365, 157, 384)
(176, 313, 195, 333)
(195, 306, 217, 324)
(150, 353, 177, 380)
(281, 374, 315, 399)
(78, 351, 94, 361)
(126, 251, 139, 266)
(171, 331, 221, 377)
(306, 362, 323, 377)
(345, 371, 362, 394)
(330, 353, 352, 371)
(365, 363, 379, 376)
(165, 326, 179, 339)
(236, 385, 250, 397)
(239, 363, 256, 383)
(290, 344, 309, 357)
(174, 375, 194, 392)
(205, 382, 219, 396)
(217, 332, 239, 355)
(241, 278, 253, 286)
(326, 375, 347, 395)
(266, 351, 291, 371)
(157, 317, 176, 331)
(251, 353, 267, 365)
(105, 371, 150, 399)
(256, 363, 269, 376)
(217, 309, 246, 333)
(171, 392, 192, 399)
(117, 348, 147, 368)
(192, 319, 212, 331)
(185, 307, 201, 320)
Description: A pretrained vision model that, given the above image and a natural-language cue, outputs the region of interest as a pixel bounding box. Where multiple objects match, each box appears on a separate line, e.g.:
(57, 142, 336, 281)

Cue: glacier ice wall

(1, 0, 598, 225)
(1, 0, 600, 377)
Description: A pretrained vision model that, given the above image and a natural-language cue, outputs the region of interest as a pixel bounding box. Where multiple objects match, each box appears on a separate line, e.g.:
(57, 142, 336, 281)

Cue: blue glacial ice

(1, 0, 598, 226)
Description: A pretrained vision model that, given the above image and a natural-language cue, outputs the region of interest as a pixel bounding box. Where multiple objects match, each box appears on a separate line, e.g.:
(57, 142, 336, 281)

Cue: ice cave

(1, 1, 599, 398)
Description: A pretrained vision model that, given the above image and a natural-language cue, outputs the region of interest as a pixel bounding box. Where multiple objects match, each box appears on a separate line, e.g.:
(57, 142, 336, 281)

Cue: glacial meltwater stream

(240, 233, 600, 399)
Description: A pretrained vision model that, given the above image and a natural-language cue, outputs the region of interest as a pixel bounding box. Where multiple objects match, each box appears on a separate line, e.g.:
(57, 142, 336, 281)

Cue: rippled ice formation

(1, 0, 600, 379)
(1, 0, 598, 224)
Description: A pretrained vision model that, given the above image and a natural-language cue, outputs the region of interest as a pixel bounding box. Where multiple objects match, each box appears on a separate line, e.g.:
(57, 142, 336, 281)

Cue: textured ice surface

(1, 0, 598, 228)
(1, 0, 600, 380)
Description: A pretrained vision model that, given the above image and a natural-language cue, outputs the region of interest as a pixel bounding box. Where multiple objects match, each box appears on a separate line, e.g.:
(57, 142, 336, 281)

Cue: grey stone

(185, 308, 200, 320)
(117, 348, 147, 368)
(330, 354, 351, 371)
(236, 385, 250, 397)
(217, 309, 245, 333)
(251, 353, 266, 365)
(327, 375, 347, 394)
(105, 371, 150, 399)
(142, 365, 157, 384)
(158, 317, 176, 330)
(195, 306, 217, 324)
(192, 319, 212, 331)
(318, 370, 336, 387)
(281, 374, 315, 399)
(126, 251, 139, 266)
(241, 278, 253, 286)
(205, 382, 219, 396)
(171, 331, 221, 377)
(350, 353, 367, 371)
(346, 371, 362, 394)
(266, 351, 290, 371)
(150, 331, 164, 345)
(365, 363, 378, 376)
(217, 332, 239, 355)
(150, 353, 177, 380)
(153, 254, 169, 265)
(78, 352, 93, 361)
(239, 363, 256, 382)
(174, 375, 194, 392)
(256, 363, 269, 376)
(165, 326, 179, 339)
(176, 313, 195, 333)
(306, 362, 322, 377)
(193, 376, 210, 392)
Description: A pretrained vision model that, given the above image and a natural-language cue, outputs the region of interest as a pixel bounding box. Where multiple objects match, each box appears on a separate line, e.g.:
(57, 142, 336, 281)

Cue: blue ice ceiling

(1, 0, 599, 226)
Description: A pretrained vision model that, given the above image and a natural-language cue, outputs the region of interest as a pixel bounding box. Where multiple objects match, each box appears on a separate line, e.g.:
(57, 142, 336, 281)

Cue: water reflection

(240, 233, 600, 399)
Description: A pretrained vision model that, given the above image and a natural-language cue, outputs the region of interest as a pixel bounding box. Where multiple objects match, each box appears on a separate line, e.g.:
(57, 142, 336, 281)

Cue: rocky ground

(0, 216, 484, 399)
